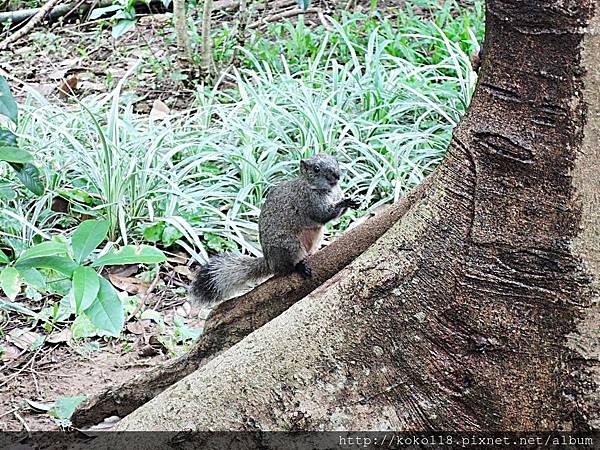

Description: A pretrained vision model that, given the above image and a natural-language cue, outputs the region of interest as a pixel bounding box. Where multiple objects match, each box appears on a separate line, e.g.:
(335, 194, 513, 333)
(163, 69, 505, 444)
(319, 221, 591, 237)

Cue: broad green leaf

(70, 313, 97, 338)
(17, 267, 46, 291)
(0, 183, 16, 201)
(142, 221, 164, 242)
(84, 278, 124, 336)
(17, 241, 68, 262)
(56, 291, 75, 321)
(0, 267, 20, 301)
(0, 76, 17, 124)
(0, 248, 9, 264)
(88, 4, 122, 20)
(71, 220, 110, 264)
(72, 267, 100, 313)
(15, 256, 78, 277)
(162, 225, 183, 247)
(140, 309, 164, 325)
(92, 245, 166, 267)
(0, 128, 17, 145)
(24, 285, 42, 301)
(25, 400, 53, 412)
(0, 146, 32, 163)
(112, 19, 136, 39)
(48, 396, 87, 420)
(11, 162, 44, 195)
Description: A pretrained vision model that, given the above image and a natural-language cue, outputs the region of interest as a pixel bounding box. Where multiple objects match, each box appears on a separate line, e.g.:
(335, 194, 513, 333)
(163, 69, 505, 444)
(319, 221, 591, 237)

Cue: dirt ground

(1, 297, 208, 431)
(0, 0, 409, 109)
(1, 345, 165, 431)
(0, 259, 207, 431)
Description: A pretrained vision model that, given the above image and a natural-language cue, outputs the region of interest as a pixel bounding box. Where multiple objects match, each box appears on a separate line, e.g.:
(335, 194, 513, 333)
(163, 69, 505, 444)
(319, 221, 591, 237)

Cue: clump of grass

(1, 1, 483, 261)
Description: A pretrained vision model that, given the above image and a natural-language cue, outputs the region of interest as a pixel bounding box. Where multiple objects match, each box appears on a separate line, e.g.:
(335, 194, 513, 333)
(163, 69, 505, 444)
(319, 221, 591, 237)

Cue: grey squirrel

(190, 154, 360, 304)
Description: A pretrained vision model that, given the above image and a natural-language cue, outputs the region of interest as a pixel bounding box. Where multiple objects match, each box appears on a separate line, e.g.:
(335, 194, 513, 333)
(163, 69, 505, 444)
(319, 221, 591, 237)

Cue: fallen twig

(248, 7, 321, 29)
(0, 344, 45, 388)
(0, 0, 63, 50)
(14, 411, 31, 434)
(126, 268, 162, 322)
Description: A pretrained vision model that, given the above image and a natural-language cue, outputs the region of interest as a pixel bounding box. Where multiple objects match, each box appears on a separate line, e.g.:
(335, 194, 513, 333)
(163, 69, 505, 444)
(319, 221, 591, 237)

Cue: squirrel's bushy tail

(190, 254, 272, 304)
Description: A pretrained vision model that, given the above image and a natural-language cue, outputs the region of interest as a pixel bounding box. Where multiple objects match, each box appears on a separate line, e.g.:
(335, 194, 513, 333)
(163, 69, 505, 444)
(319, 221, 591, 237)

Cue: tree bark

(173, 0, 193, 64)
(200, 0, 214, 77)
(102, 0, 599, 436)
(71, 180, 427, 427)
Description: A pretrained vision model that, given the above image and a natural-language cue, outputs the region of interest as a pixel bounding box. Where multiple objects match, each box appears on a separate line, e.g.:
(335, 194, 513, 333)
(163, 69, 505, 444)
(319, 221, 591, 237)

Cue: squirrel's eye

(314, 166, 320, 173)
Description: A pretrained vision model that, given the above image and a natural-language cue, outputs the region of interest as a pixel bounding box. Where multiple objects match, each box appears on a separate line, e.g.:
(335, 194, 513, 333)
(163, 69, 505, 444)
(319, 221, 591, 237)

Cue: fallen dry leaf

(149, 99, 170, 121)
(126, 321, 146, 335)
(47, 328, 72, 344)
(57, 75, 79, 99)
(7, 329, 42, 351)
(107, 264, 139, 278)
(108, 274, 148, 295)
(167, 252, 188, 265)
(82, 415, 121, 432)
(173, 265, 193, 279)
(138, 345, 159, 357)
(1, 343, 22, 361)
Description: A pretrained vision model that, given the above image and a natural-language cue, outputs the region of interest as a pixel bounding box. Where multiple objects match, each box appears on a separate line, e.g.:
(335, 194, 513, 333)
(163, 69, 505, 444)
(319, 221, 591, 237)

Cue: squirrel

(190, 153, 360, 304)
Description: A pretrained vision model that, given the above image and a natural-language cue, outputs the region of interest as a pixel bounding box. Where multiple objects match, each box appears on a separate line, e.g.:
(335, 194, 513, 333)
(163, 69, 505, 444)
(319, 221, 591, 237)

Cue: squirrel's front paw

(344, 197, 361, 209)
(295, 260, 312, 279)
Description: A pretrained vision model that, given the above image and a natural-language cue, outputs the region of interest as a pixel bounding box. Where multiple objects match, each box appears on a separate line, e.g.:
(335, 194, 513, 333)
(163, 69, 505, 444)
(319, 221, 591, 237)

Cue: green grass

(0, 0, 484, 263)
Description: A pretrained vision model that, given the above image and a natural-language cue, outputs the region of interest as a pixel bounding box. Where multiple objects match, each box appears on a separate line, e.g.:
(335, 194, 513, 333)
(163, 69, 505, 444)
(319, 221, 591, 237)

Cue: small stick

(344, 0, 357, 10)
(0, 344, 49, 388)
(0, 0, 63, 50)
(14, 411, 31, 434)
(248, 7, 320, 29)
(127, 268, 161, 322)
(317, 9, 333, 32)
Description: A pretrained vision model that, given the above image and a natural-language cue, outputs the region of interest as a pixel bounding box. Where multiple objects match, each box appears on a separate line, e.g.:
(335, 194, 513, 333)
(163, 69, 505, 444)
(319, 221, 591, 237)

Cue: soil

(0, 261, 208, 431)
(0, 0, 409, 110)
(1, 345, 165, 431)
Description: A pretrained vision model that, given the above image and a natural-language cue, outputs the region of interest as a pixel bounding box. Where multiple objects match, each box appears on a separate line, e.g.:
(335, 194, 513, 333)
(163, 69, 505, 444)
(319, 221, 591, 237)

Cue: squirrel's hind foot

(295, 260, 312, 279)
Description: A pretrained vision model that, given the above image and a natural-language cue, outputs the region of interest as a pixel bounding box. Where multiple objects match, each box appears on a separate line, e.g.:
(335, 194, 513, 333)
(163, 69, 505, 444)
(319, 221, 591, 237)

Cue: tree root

(71, 179, 429, 428)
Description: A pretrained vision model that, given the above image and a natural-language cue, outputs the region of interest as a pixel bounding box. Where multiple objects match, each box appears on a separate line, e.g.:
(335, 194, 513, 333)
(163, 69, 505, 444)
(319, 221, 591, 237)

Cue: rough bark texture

(173, 0, 193, 63)
(201, 0, 215, 76)
(71, 181, 426, 427)
(97, 0, 599, 437)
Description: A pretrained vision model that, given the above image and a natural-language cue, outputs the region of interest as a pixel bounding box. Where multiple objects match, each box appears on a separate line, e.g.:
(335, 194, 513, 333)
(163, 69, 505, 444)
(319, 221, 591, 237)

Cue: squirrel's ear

(300, 159, 308, 172)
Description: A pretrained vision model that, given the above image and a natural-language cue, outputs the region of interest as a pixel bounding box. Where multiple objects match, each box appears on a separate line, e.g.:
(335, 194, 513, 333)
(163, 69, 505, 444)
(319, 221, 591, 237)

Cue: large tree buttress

(111, 0, 599, 433)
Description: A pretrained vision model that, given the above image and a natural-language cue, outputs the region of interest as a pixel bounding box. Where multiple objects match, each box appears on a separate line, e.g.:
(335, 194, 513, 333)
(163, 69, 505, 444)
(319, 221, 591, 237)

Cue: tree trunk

(173, 0, 192, 64)
(200, 0, 214, 77)
(108, 0, 599, 435)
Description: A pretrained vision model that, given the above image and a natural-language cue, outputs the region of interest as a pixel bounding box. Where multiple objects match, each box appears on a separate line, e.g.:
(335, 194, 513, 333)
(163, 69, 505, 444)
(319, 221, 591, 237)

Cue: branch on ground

(0, 0, 67, 50)
(248, 7, 321, 29)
